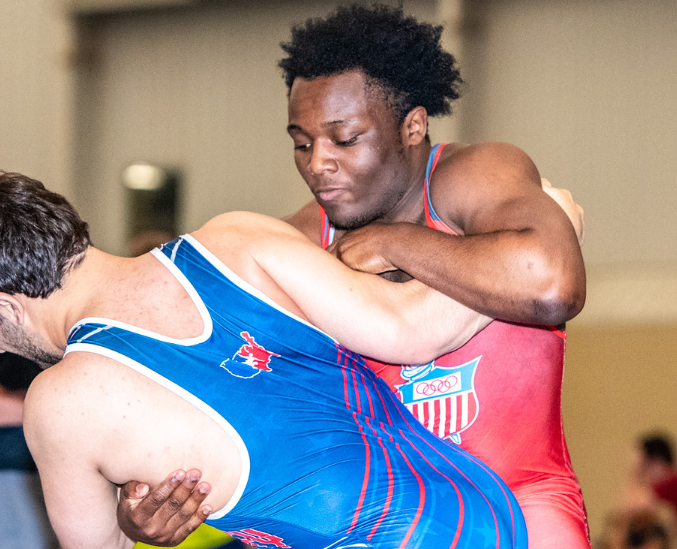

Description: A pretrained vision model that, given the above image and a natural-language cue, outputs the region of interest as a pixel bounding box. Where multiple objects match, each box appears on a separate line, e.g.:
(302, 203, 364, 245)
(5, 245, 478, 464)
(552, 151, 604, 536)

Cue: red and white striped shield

(396, 357, 480, 443)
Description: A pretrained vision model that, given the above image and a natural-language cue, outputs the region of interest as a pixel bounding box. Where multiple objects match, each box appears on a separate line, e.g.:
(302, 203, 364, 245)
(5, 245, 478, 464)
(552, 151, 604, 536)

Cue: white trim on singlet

(62, 233, 340, 518)
(64, 342, 249, 519)
(67, 247, 213, 345)
(182, 233, 338, 342)
(326, 224, 336, 247)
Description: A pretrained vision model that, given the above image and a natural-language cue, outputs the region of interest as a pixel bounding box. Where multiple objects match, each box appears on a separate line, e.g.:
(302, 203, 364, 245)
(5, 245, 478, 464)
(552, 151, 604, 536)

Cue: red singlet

(319, 143, 592, 549)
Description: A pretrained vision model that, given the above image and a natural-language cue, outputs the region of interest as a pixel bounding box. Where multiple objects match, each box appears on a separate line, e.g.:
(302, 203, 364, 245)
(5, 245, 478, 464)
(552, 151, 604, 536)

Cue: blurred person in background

(620, 432, 677, 514)
(598, 509, 674, 549)
(0, 352, 59, 548)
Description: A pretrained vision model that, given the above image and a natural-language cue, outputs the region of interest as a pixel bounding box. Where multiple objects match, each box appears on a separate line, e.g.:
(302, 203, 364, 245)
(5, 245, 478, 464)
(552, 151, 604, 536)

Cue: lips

(314, 188, 345, 202)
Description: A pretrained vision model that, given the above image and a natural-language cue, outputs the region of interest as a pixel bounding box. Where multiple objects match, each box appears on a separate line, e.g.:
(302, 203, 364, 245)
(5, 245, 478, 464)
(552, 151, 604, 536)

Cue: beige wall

(564, 323, 677, 539)
(460, 0, 677, 269)
(3, 0, 677, 544)
(0, 0, 74, 195)
(70, 0, 437, 254)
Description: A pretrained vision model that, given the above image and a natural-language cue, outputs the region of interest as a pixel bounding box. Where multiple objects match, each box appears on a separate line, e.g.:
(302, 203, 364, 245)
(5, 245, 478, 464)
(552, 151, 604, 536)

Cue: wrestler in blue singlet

(65, 235, 527, 549)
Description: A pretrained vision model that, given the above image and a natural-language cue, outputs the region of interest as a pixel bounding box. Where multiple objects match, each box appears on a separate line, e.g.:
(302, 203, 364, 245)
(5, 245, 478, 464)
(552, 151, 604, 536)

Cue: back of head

(0, 172, 90, 298)
(625, 510, 671, 549)
(279, 3, 462, 124)
(641, 433, 674, 467)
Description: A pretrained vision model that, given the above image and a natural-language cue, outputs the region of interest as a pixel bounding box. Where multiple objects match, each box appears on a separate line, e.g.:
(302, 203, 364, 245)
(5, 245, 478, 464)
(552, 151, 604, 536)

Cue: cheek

(347, 146, 388, 181)
(293, 153, 311, 182)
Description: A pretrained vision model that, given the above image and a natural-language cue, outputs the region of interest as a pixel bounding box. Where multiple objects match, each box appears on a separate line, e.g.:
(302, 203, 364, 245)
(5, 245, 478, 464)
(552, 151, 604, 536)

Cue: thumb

(120, 481, 150, 501)
(135, 483, 150, 498)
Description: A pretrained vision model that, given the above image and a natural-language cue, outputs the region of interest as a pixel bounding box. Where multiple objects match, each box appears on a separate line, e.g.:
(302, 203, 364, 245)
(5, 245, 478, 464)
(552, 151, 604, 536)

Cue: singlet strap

(319, 206, 335, 250)
(424, 143, 457, 235)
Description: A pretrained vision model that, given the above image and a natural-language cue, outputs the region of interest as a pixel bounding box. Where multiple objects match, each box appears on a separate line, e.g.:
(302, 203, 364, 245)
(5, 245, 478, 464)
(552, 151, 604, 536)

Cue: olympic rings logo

(414, 374, 460, 397)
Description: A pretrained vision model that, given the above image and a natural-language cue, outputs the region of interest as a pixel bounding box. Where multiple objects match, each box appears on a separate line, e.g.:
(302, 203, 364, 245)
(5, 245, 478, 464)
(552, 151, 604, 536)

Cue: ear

(0, 294, 25, 326)
(401, 106, 428, 146)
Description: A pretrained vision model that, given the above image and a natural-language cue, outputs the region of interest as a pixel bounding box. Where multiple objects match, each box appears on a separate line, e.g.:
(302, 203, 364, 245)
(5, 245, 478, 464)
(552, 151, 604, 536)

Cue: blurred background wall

(1, 0, 676, 543)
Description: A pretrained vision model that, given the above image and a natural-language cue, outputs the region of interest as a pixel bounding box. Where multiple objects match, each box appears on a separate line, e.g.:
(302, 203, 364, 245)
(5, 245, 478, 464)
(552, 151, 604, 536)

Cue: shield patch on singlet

(396, 357, 480, 444)
(220, 331, 280, 379)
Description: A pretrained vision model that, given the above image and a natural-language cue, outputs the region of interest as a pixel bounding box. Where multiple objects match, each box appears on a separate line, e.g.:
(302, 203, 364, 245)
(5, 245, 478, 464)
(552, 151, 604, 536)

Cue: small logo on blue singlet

(227, 528, 291, 548)
(220, 331, 280, 379)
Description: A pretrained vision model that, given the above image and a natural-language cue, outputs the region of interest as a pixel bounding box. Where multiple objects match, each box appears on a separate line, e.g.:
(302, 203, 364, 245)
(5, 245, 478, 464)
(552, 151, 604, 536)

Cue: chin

(325, 208, 382, 232)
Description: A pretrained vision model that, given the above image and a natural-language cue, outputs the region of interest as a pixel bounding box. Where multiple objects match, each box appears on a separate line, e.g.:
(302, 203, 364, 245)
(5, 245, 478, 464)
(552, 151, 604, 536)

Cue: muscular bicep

(417, 142, 586, 324)
(434, 143, 555, 235)
(23, 371, 133, 549)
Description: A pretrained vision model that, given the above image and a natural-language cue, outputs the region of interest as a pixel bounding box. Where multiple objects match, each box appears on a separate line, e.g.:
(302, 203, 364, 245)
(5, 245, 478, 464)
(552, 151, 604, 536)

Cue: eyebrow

(287, 119, 358, 133)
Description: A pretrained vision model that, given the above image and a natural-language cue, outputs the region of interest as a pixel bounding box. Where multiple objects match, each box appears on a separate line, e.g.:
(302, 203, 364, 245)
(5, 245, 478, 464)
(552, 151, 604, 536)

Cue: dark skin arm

(116, 469, 212, 546)
(328, 142, 586, 325)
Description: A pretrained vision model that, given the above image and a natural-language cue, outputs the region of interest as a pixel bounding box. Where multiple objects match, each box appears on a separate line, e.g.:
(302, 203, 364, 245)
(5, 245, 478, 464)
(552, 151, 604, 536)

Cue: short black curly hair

(279, 3, 462, 124)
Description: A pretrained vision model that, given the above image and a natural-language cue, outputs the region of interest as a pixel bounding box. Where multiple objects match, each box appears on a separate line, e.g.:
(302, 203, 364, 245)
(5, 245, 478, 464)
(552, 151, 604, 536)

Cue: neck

(379, 140, 432, 225)
(31, 247, 130, 353)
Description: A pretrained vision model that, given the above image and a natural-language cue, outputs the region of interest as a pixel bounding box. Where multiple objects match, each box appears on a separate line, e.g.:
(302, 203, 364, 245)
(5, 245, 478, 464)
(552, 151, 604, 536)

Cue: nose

(309, 140, 338, 176)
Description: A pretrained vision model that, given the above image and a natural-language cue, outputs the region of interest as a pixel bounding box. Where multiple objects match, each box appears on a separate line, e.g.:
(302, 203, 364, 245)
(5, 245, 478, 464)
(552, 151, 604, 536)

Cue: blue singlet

(65, 235, 527, 549)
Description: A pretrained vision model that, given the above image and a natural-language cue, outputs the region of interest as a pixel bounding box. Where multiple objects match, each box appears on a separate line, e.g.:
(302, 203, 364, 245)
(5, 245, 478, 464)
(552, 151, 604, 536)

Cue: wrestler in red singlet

(320, 143, 592, 549)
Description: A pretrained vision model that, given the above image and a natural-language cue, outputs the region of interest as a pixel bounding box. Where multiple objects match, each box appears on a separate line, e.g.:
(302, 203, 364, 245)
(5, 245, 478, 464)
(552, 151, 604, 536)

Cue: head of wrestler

(280, 4, 463, 230)
(0, 171, 91, 368)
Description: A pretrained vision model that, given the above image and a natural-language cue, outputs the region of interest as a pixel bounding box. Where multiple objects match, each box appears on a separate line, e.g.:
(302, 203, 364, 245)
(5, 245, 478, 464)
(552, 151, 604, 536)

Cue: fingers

(147, 469, 211, 524)
(117, 469, 212, 545)
(164, 498, 213, 545)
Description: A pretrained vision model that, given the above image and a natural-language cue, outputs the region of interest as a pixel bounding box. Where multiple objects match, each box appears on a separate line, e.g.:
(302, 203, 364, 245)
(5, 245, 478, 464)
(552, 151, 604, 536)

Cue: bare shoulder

(430, 142, 545, 231)
(436, 141, 541, 192)
(196, 210, 317, 257)
(23, 354, 109, 452)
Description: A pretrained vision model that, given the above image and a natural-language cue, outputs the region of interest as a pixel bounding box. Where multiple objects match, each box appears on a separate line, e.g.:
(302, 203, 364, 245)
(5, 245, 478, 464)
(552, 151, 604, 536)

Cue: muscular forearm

(376, 223, 585, 325)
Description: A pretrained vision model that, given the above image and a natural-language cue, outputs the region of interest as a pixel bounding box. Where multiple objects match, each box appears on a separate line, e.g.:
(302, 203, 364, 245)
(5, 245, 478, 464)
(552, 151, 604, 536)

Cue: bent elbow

(536, 278, 586, 325)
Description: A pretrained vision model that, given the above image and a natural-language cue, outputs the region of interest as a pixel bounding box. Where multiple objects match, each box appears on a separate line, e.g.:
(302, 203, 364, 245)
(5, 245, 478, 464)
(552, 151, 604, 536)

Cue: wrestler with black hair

(278, 3, 461, 125)
(118, 5, 590, 549)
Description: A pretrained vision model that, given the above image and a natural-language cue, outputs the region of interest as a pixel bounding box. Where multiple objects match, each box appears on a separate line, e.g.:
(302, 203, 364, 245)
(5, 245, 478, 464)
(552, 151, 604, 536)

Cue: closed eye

(336, 135, 359, 147)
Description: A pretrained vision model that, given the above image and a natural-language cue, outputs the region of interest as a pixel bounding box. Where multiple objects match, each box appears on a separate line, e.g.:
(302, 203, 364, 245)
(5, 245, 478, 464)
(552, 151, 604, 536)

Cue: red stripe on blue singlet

(390, 382, 520, 549)
(360, 370, 376, 422)
(339, 346, 351, 411)
(387, 395, 504, 549)
(395, 443, 427, 549)
(336, 346, 382, 534)
(365, 416, 394, 540)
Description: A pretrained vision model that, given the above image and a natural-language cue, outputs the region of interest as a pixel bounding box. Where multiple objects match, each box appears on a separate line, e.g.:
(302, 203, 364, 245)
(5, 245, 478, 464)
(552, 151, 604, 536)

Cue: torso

(59, 251, 243, 512)
(63, 234, 528, 549)
(317, 143, 591, 547)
